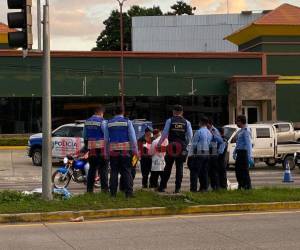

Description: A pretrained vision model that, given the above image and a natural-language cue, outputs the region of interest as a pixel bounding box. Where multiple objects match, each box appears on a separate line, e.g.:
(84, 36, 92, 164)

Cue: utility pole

(37, 0, 42, 51)
(117, 0, 126, 114)
(42, 0, 53, 200)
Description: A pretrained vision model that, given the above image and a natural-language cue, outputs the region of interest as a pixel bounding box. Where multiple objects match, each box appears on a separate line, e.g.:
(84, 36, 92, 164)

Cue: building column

(262, 101, 268, 121)
(271, 98, 277, 121)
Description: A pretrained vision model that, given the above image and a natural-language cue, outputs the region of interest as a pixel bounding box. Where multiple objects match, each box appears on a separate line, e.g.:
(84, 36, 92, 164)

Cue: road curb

(0, 146, 26, 150)
(1, 201, 300, 224)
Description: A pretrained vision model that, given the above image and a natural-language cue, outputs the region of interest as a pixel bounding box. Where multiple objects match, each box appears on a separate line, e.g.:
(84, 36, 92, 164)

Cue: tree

(168, 1, 196, 15)
(92, 6, 163, 51)
(93, 10, 131, 51)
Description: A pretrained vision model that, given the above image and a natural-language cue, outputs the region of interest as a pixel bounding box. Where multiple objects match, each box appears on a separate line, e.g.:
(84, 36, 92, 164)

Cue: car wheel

(283, 155, 296, 170)
(265, 158, 276, 167)
(32, 148, 42, 166)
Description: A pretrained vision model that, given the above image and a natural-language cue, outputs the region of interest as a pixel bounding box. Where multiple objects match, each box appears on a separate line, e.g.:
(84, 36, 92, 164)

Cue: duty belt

(88, 140, 105, 149)
(110, 142, 131, 151)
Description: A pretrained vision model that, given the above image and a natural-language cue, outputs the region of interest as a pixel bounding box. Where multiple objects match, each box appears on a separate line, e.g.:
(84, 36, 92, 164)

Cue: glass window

(256, 128, 271, 138)
(52, 126, 72, 137)
(70, 127, 83, 138)
(278, 124, 290, 132)
(224, 127, 236, 141)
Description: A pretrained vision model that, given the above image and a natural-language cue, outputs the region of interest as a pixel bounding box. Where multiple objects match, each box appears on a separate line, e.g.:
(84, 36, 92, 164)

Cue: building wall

(0, 54, 262, 97)
(276, 84, 300, 122)
(132, 14, 262, 52)
(267, 55, 300, 122)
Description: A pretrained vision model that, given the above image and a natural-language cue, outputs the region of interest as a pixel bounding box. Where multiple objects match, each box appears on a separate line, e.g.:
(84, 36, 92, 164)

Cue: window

(70, 127, 83, 138)
(278, 124, 290, 133)
(52, 126, 72, 137)
(224, 127, 236, 141)
(256, 128, 271, 138)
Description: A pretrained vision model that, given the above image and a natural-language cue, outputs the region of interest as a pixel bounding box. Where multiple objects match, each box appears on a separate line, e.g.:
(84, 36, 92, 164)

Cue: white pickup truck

(258, 122, 300, 143)
(224, 123, 300, 169)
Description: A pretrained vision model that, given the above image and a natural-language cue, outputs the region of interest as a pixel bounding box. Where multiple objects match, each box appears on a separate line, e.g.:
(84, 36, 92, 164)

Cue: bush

(0, 138, 28, 146)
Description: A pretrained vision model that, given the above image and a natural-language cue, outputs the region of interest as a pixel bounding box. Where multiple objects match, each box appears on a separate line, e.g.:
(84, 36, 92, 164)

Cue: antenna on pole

(227, 0, 229, 14)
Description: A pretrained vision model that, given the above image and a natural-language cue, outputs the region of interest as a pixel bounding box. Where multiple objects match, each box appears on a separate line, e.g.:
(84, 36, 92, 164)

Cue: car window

(52, 126, 72, 137)
(70, 127, 83, 138)
(256, 128, 271, 138)
(278, 124, 290, 132)
(224, 127, 236, 141)
(231, 134, 238, 144)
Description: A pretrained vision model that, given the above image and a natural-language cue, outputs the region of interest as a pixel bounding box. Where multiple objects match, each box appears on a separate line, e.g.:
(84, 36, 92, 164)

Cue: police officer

(108, 106, 138, 198)
(84, 105, 108, 193)
(218, 128, 228, 189)
(207, 120, 223, 190)
(189, 117, 212, 192)
(138, 127, 153, 188)
(233, 115, 253, 190)
(158, 105, 193, 193)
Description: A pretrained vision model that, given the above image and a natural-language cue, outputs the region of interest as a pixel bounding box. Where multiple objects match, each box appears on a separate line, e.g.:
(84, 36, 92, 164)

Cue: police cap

(173, 105, 183, 112)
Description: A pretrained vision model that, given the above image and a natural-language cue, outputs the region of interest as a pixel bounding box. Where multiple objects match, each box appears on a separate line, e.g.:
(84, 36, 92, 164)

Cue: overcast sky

(0, 0, 299, 51)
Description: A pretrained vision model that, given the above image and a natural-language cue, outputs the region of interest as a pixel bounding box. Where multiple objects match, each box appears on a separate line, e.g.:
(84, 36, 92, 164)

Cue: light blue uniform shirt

(158, 117, 193, 146)
(189, 127, 212, 156)
(210, 126, 225, 155)
(233, 127, 253, 161)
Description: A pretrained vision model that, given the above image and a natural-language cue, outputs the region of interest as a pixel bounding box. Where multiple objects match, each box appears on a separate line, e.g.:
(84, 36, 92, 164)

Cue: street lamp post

(117, 0, 126, 113)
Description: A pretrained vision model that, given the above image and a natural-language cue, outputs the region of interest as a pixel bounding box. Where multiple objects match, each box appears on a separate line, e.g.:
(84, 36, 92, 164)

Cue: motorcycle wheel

(52, 170, 71, 189)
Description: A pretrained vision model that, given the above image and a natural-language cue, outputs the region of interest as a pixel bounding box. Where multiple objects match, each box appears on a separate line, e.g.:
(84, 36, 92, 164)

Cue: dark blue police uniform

(108, 115, 138, 197)
(158, 116, 193, 192)
(84, 115, 108, 193)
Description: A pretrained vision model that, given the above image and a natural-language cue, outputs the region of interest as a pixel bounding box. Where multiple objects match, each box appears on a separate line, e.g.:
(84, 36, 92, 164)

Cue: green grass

(1, 188, 300, 214)
(0, 138, 28, 146)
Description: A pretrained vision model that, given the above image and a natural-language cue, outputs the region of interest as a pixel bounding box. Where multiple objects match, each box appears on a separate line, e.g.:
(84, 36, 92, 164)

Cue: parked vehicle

(224, 124, 300, 169)
(52, 155, 94, 189)
(295, 152, 300, 168)
(257, 121, 300, 143)
(28, 119, 152, 166)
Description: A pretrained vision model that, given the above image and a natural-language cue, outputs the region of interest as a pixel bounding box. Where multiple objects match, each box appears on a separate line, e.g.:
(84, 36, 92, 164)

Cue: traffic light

(7, 0, 32, 50)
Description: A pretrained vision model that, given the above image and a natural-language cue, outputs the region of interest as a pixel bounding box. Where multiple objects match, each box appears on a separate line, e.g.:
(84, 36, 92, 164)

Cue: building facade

(132, 13, 262, 52)
(0, 4, 300, 134)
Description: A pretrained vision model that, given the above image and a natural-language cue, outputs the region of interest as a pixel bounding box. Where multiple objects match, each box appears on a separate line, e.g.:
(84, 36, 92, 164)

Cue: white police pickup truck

(28, 120, 152, 166)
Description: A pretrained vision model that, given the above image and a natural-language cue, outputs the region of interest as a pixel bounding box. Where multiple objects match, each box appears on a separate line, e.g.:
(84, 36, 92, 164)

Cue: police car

(28, 119, 152, 166)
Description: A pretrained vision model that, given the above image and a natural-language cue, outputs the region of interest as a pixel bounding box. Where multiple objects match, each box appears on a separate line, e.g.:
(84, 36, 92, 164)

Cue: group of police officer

(83, 104, 252, 197)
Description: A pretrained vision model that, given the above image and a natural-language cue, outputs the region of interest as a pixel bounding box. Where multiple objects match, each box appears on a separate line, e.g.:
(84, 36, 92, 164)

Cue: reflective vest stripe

(85, 121, 102, 127)
(108, 122, 128, 128)
(88, 140, 105, 149)
(110, 142, 131, 151)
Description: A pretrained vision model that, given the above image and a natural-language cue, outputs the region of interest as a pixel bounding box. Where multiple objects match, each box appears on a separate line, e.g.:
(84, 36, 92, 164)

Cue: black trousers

(190, 156, 209, 192)
(209, 155, 219, 190)
(150, 171, 163, 188)
(109, 152, 133, 196)
(218, 154, 228, 189)
(87, 154, 108, 193)
(140, 157, 152, 188)
(235, 150, 252, 190)
(159, 154, 184, 191)
(120, 167, 136, 192)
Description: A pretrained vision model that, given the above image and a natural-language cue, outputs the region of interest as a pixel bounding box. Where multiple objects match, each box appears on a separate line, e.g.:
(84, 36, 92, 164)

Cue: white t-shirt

(150, 136, 168, 172)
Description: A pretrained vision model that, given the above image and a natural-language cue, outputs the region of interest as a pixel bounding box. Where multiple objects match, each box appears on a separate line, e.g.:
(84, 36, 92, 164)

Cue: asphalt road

(1, 210, 300, 249)
(1, 150, 300, 193)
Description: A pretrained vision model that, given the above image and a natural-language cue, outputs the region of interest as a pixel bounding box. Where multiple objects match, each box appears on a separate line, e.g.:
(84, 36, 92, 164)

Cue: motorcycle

(52, 154, 100, 189)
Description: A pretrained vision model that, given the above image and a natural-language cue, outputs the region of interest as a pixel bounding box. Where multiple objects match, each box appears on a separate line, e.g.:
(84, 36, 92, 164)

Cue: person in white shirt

(149, 129, 168, 189)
